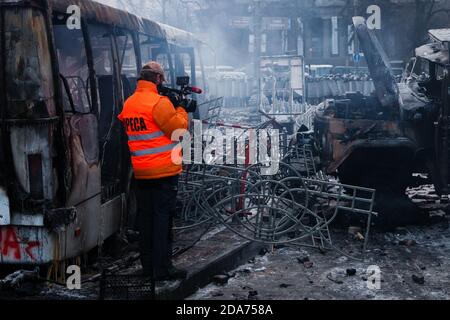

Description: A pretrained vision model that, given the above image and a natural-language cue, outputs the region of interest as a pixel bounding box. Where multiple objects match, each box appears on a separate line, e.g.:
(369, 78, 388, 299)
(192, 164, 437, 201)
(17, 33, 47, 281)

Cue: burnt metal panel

(44, 207, 76, 231)
(65, 114, 100, 207)
(353, 16, 400, 110)
(9, 123, 55, 201)
(3, 6, 56, 119)
(415, 43, 449, 66)
(429, 29, 450, 43)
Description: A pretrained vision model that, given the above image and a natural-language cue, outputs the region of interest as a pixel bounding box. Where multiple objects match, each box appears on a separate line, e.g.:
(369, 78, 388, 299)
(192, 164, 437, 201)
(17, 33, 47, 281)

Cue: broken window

(174, 53, 191, 79)
(139, 35, 174, 86)
(156, 52, 174, 86)
(3, 8, 55, 118)
(115, 30, 137, 78)
(139, 34, 153, 65)
(411, 58, 430, 81)
(89, 25, 114, 77)
(53, 18, 91, 114)
(115, 29, 138, 96)
(436, 65, 446, 81)
(88, 24, 115, 117)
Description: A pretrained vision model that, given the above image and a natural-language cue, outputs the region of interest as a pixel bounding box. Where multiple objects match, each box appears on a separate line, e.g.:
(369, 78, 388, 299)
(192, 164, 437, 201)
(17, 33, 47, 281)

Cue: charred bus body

(0, 0, 202, 265)
(314, 17, 449, 221)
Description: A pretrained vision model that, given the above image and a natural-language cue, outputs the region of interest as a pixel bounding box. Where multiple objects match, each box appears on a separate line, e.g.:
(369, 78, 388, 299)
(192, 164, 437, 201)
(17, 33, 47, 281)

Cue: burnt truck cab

(314, 17, 448, 195)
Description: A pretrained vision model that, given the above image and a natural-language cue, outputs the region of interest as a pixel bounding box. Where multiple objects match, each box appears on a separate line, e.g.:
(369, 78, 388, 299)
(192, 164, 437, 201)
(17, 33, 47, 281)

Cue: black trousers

(135, 175, 179, 277)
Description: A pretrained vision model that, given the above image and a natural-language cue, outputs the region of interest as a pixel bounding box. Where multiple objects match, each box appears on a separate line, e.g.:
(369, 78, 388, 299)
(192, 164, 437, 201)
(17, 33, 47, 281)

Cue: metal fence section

(295, 104, 319, 130)
(306, 78, 375, 104)
(197, 97, 223, 129)
(281, 145, 317, 178)
(174, 124, 377, 252)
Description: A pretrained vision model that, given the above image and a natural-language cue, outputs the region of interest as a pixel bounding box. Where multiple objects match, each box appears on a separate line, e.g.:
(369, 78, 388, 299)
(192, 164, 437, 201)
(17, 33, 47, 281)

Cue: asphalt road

(188, 219, 450, 300)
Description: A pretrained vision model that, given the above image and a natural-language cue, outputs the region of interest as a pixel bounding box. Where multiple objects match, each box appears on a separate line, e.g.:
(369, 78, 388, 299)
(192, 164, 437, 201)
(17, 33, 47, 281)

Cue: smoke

(95, 0, 252, 70)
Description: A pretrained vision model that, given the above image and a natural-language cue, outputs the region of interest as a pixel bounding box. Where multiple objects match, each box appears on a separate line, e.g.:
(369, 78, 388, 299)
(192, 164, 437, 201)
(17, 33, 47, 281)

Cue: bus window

(88, 24, 116, 150)
(139, 34, 157, 65)
(53, 17, 91, 114)
(155, 53, 174, 87)
(174, 53, 187, 78)
(115, 29, 138, 96)
(4, 8, 55, 118)
(174, 52, 193, 81)
(88, 24, 115, 115)
(89, 25, 114, 77)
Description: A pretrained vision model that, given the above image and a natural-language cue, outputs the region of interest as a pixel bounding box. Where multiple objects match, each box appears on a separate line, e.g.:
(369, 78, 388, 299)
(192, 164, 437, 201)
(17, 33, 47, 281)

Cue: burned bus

(0, 0, 203, 266)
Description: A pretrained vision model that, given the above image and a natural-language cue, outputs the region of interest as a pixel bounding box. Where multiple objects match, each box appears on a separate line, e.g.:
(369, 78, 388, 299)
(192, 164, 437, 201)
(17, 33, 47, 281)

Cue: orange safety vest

(118, 81, 183, 180)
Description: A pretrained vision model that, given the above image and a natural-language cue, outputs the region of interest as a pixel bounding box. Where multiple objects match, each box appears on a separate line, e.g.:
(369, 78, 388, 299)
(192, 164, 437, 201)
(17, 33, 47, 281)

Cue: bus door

(53, 14, 101, 253)
(87, 23, 124, 202)
(113, 28, 140, 195)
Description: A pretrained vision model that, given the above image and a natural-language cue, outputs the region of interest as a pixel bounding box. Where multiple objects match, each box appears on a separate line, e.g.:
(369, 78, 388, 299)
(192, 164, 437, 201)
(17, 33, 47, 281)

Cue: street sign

(229, 16, 251, 29)
(263, 17, 290, 30)
(229, 16, 290, 30)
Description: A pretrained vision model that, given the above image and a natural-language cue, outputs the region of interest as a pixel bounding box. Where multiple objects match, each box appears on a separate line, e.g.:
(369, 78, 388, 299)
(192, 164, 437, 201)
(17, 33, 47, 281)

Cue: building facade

(190, 0, 450, 69)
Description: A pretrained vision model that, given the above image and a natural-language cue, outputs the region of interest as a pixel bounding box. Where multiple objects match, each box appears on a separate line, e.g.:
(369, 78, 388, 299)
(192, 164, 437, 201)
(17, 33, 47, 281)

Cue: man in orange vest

(118, 61, 188, 280)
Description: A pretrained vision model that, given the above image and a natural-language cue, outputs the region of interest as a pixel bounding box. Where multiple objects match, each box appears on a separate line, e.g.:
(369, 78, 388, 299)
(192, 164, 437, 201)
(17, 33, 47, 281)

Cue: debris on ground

(346, 268, 357, 277)
(412, 275, 425, 285)
(348, 226, 362, 235)
(188, 204, 450, 300)
(213, 275, 230, 285)
(0, 269, 40, 290)
(399, 239, 417, 246)
(327, 271, 344, 285)
(297, 256, 310, 264)
(248, 290, 258, 299)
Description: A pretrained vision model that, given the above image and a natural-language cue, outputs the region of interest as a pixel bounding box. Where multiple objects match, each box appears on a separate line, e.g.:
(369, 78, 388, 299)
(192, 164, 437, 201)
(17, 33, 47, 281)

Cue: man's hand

(179, 99, 197, 113)
(167, 92, 181, 108)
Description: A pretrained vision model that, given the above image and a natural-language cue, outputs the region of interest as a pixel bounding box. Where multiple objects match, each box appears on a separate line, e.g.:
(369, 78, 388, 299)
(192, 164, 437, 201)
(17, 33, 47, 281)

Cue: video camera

(159, 76, 202, 113)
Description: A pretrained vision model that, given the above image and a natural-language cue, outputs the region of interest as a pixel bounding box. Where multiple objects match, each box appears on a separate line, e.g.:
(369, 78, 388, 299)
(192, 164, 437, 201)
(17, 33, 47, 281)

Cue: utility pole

(353, 0, 360, 67)
(252, 0, 263, 111)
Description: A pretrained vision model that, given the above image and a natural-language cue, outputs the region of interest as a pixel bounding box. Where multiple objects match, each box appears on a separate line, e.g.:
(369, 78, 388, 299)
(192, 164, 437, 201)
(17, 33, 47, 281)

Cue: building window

(309, 18, 323, 58)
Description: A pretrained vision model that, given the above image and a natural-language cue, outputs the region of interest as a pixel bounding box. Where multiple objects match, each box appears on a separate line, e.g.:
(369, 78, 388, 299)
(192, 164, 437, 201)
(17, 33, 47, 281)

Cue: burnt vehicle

(314, 17, 449, 220)
(0, 0, 203, 268)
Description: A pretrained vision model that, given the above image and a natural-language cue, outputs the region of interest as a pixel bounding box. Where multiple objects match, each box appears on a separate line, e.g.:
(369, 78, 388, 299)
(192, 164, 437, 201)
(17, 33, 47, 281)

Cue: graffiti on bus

(0, 227, 41, 261)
